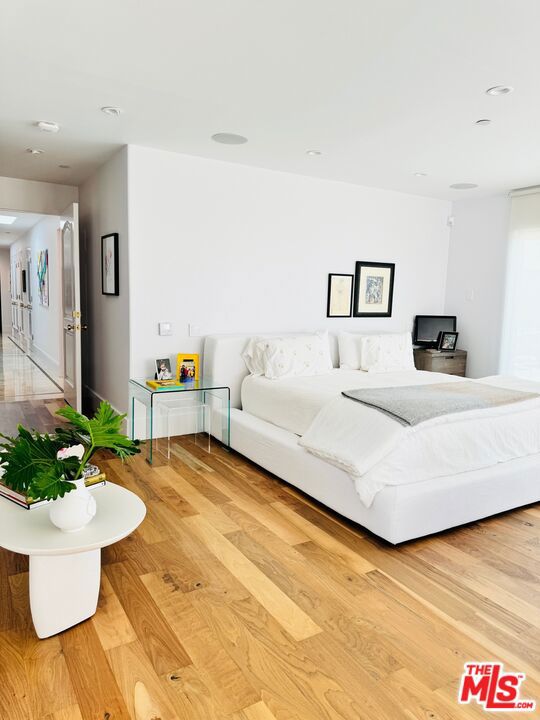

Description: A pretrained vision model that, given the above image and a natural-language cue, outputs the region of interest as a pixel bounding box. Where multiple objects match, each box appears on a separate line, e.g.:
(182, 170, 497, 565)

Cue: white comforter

(298, 373, 540, 507)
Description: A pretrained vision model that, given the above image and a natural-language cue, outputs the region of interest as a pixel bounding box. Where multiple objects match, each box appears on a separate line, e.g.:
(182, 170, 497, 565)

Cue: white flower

(57, 444, 85, 461)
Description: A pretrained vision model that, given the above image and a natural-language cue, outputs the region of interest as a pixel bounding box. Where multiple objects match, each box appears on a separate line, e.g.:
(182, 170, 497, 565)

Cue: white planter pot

(49, 479, 97, 532)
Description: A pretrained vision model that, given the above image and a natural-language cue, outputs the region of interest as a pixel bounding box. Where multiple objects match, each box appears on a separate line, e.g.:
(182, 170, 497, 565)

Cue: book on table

(0, 471, 107, 510)
(146, 379, 187, 390)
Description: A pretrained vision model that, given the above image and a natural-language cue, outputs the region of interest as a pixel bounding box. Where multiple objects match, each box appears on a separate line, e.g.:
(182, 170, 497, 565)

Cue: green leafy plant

(0, 401, 140, 501)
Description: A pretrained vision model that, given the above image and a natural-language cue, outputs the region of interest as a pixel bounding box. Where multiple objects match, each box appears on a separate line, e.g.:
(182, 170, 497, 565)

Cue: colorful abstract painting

(37, 249, 49, 307)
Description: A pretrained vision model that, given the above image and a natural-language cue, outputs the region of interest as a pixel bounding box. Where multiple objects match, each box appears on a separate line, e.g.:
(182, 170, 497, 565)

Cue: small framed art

(101, 233, 119, 296)
(327, 273, 353, 318)
(353, 261, 395, 317)
(176, 353, 200, 382)
(155, 358, 173, 380)
(438, 331, 458, 352)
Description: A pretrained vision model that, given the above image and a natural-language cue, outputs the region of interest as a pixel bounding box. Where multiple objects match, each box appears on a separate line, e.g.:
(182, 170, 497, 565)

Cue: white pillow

(260, 332, 333, 380)
(359, 332, 415, 373)
(242, 337, 266, 375)
(338, 332, 366, 370)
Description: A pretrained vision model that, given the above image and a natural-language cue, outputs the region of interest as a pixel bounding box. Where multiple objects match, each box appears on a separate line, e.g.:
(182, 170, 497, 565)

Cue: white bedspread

(298, 374, 540, 507)
(241, 369, 462, 436)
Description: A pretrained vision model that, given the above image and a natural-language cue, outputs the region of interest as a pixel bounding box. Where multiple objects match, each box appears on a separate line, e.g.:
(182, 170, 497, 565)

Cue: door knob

(66, 324, 74, 331)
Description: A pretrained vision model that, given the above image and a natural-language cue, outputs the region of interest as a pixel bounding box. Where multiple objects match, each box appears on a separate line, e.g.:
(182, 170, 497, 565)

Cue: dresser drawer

(429, 355, 466, 376)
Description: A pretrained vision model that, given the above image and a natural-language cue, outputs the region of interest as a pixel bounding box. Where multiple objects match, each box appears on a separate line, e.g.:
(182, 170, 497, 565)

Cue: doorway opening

(0, 204, 83, 409)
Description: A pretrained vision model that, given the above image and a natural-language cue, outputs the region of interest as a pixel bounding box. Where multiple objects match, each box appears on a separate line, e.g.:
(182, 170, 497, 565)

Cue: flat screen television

(413, 315, 457, 348)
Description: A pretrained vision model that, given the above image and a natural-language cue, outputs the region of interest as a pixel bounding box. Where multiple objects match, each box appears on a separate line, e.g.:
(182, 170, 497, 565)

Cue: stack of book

(146, 378, 186, 390)
(0, 465, 107, 510)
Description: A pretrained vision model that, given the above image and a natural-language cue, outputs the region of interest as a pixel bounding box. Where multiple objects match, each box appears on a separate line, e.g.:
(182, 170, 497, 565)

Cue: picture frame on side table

(353, 261, 395, 317)
(176, 353, 200, 382)
(438, 331, 459, 352)
(327, 273, 354, 317)
(101, 233, 119, 296)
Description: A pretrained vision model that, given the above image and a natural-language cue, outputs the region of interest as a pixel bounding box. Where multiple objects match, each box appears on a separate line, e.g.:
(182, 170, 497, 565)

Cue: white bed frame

(204, 333, 540, 544)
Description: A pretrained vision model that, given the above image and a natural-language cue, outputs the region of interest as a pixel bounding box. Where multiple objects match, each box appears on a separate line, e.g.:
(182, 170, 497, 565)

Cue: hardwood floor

(0, 401, 539, 719)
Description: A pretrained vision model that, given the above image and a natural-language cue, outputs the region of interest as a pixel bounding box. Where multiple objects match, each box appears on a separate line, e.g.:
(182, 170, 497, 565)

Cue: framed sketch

(101, 233, 119, 295)
(327, 273, 353, 317)
(353, 261, 395, 317)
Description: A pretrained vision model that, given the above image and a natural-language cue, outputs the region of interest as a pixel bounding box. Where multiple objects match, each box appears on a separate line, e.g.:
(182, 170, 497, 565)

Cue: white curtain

(500, 189, 540, 380)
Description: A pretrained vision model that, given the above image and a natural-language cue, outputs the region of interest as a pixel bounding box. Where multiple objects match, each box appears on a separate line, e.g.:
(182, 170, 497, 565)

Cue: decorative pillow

(338, 332, 366, 370)
(359, 332, 415, 373)
(242, 337, 266, 375)
(260, 332, 333, 379)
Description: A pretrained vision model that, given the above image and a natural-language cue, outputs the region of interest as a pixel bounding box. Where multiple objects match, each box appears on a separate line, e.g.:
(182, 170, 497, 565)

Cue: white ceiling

(0, 211, 48, 248)
(1, 0, 540, 200)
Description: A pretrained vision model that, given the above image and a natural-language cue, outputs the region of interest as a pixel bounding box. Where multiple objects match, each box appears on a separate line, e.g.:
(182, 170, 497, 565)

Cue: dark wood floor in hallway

(0, 400, 539, 719)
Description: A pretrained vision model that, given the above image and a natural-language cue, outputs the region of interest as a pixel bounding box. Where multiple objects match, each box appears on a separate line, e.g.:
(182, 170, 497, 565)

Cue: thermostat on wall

(158, 322, 172, 336)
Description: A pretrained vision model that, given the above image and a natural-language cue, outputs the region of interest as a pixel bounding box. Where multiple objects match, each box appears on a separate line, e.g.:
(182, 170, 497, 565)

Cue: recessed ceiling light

(486, 85, 513, 96)
(306, 150, 322, 156)
(35, 120, 60, 133)
(0, 215, 17, 225)
(58, 164, 71, 169)
(449, 182, 479, 190)
(475, 119, 492, 126)
(211, 132, 248, 145)
(101, 106, 123, 116)
(26, 148, 43, 155)
(414, 172, 427, 177)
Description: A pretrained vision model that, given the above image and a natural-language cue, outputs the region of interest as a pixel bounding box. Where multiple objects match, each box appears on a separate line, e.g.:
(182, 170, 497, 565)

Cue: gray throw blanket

(342, 381, 539, 426)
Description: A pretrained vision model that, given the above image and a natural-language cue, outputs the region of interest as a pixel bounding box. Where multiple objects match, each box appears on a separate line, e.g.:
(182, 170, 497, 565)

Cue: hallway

(0, 335, 63, 404)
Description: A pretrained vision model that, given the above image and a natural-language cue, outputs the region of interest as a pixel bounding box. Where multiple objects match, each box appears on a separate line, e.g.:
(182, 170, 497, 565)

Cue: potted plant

(0, 401, 140, 532)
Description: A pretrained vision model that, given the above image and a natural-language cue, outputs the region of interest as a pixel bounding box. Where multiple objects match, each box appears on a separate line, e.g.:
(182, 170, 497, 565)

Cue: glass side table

(128, 377, 230, 464)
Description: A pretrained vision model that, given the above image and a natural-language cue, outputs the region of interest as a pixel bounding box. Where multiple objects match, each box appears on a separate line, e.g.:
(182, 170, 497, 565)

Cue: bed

(203, 333, 540, 544)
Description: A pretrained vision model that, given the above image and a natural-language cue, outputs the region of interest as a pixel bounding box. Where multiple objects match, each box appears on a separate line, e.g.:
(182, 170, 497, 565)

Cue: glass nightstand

(128, 378, 230, 464)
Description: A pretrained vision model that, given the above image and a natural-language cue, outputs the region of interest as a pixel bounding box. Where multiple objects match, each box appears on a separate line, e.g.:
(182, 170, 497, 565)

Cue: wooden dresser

(413, 348, 467, 377)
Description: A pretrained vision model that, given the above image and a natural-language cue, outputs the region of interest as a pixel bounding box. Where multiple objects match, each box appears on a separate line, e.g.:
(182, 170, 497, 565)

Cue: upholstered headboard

(203, 333, 339, 409)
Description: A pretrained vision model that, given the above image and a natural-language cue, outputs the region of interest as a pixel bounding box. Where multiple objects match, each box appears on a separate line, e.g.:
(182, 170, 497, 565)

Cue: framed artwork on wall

(353, 261, 395, 317)
(327, 273, 353, 317)
(36, 249, 49, 307)
(101, 233, 119, 296)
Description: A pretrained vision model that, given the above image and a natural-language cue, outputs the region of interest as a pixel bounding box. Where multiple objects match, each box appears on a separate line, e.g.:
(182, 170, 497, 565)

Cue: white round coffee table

(0, 482, 146, 638)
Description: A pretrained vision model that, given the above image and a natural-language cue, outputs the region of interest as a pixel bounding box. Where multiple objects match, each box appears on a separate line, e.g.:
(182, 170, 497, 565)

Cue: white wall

(78, 147, 130, 413)
(445, 195, 511, 378)
(0, 176, 77, 215)
(127, 145, 451, 378)
(10, 216, 62, 373)
(0, 248, 11, 334)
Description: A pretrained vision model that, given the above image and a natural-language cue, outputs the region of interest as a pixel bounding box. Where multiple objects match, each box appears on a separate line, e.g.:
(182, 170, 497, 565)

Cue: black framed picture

(101, 233, 119, 296)
(327, 273, 354, 317)
(438, 331, 459, 352)
(353, 261, 395, 317)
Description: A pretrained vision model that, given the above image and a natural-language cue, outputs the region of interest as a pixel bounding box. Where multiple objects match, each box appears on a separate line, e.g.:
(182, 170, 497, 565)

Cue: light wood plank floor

(0, 401, 539, 719)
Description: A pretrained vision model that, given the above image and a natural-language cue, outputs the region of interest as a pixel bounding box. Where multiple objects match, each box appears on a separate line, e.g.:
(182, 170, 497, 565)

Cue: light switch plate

(159, 322, 172, 336)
